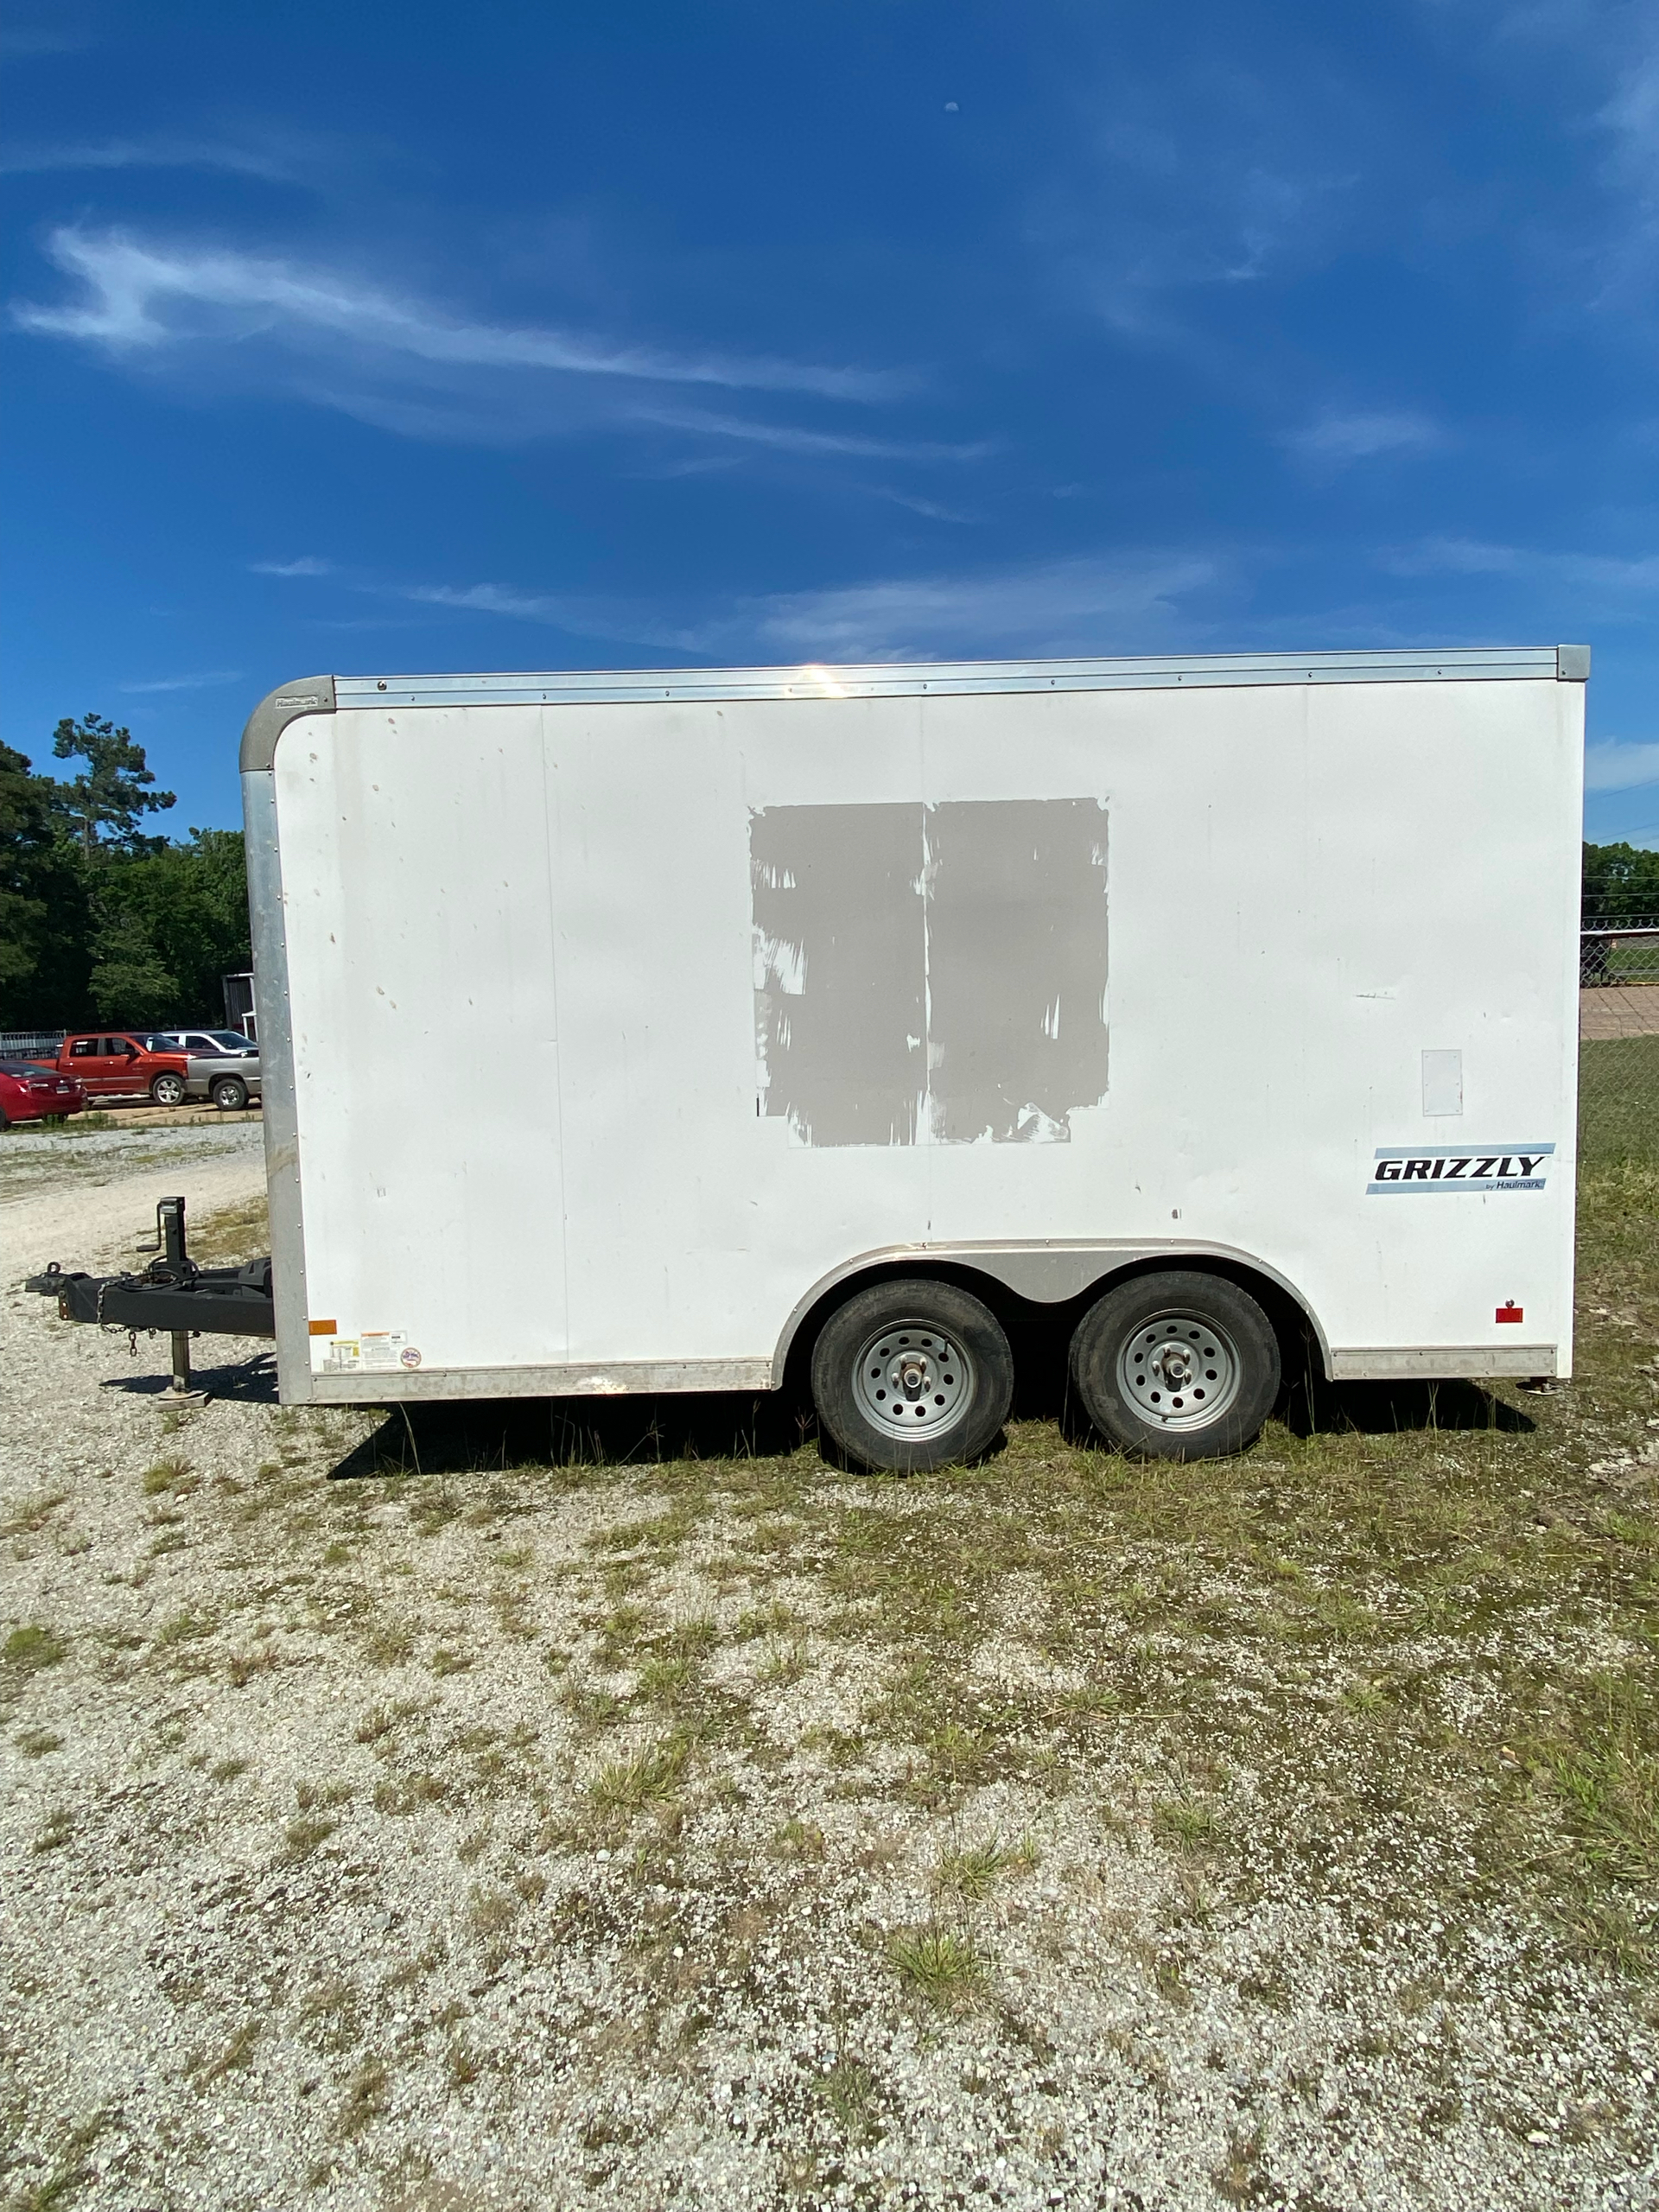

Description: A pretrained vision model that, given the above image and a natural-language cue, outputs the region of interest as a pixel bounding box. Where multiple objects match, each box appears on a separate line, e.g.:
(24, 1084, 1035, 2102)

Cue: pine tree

(51, 713, 175, 857)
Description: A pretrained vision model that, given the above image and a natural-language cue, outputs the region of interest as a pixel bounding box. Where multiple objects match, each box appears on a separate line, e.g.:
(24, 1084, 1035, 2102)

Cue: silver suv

(147, 1030, 264, 1111)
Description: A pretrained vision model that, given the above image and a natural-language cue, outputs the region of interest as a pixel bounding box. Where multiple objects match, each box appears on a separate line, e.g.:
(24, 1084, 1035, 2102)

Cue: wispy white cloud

(390, 551, 1225, 662)
(1282, 409, 1446, 463)
(874, 488, 978, 523)
(250, 556, 333, 576)
(1586, 740, 1659, 792)
(633, 406, 990, 463)
(404, 582, 590, 625)
(13, 228, 913, 404)
(119, 670, 243, 694)
(1383, 536, 1659, 597)
(717, 556, 1220, 659)
(0, 137, 298, 181)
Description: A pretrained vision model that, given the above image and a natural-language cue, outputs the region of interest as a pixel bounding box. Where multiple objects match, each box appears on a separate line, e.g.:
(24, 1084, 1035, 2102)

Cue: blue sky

(3, 0, 1658, 842)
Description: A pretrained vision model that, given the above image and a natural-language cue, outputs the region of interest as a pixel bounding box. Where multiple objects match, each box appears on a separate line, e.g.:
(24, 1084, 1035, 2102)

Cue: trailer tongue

(27, 1194, 276, 1404)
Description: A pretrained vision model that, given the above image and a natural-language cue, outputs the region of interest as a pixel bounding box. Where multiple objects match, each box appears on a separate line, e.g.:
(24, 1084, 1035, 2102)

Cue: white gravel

(3, 1119, 267, 1274)
(1, 1127, 1656, 2210)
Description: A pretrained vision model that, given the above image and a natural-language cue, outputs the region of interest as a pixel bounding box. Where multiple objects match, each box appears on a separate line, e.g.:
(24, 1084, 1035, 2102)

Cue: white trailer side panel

(247, 652, 1583, 1404)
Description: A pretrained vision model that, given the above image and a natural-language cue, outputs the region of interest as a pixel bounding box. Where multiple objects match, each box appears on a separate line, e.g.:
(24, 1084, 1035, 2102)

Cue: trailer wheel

(149, 1072, 187, 1107)
(811, 1279, 1014, 1474)
(211, 1076, 248, 1111)
(1070, 1271, 1280, 1460)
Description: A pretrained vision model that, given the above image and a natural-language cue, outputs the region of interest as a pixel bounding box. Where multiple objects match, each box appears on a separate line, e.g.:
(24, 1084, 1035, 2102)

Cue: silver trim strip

(240, 766, 315, 1404)
(329, 646, 1564, 712)
(309, 1358, 773, 1405)
(1328, 1345, 1558, 1380)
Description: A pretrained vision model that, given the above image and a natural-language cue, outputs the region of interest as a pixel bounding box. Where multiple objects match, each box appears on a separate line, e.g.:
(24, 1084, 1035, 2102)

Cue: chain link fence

(1579, 918, 1659, 1170)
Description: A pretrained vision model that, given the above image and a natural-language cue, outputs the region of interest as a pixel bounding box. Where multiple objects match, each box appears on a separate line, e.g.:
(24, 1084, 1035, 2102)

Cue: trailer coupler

(27, 1195, 275, 1403)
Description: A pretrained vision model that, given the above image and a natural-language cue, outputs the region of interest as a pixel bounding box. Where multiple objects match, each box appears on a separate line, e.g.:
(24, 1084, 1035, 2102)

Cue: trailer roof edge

(322, 645, 1572, 712)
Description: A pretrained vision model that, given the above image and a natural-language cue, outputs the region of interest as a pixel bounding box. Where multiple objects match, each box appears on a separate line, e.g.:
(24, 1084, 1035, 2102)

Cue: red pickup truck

(49, 1033, 192, 1106)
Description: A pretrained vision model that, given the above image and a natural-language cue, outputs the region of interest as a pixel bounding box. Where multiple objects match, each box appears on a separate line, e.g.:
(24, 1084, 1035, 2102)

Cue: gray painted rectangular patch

(752, 802, 926, 1147)
(750, 798, 1109, 1147)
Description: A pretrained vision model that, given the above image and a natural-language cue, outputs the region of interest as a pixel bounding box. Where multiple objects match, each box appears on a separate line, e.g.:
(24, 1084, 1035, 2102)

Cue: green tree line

(0, 715, 251, 1033)
(1583, 839, 1659, 924)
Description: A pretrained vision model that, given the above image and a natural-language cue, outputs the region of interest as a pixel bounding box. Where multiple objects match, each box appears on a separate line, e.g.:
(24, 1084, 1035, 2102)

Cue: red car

(0, 1060, 86, 1128)
(49, 1033, 192, 1105)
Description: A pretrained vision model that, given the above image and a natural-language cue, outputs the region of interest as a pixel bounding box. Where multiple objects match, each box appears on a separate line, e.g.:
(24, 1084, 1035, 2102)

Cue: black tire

(1070, 1271, 1280, 1460)
(212, 1076, 248, 1111)
(150, 1073, 187, 1107)
(811, 1278, 1014, 1475)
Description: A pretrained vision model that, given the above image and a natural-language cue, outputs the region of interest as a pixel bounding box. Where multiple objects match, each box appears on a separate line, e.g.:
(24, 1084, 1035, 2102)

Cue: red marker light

(1496, 1303, 1523, 1324)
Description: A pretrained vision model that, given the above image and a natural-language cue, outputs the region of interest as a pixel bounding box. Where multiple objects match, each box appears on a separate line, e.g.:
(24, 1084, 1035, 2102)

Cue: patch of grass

(210, 1758, 248, 1783)
(887, 1924, 987, 2011)
(282, 1815, 337, 1862)
(1523, 1670, 1659, 1966)
(935, 1836, 1036, 1901)
(355, 1700, 421, 1745)
(1153, 1796, 1225, 1851)
(194, 2018, 262, 2084)
(635, 1654, 693, 1704)
(595, 1602, 648, 1657)
(296, 1779, 352, 1812)
(363, 1625, 415, 1667)
(776, 1817, 826, 1859)
(430, 1647, 473, 1676)
(817, 2054, 877, 2137)
(927, 1720, 991, 1786)
(298, 1978, 360, 2055)
(734, 1600, 798, 1641)
(33, 1808, 75, 1853)
(758, 1640, 810, 1687)
(587, 1736, 689, 1818)
(446, 2038, 484, 2087)
(142, 1458, 196, 1497)
(334, 2056, 390, 2139)
(465, 1886, 519, 1942)
(1340, 1677, 1389, 1715)
(185, 1192, 270, 1264)
(0, 1491, 70, 1539)
(3, 1624, 67, 1680)
(16, 1727, 62, 1758)
(372, 1772, 449, 1815)
(6, 2113, 111, 2209)
(154, 1609, 215, 1649)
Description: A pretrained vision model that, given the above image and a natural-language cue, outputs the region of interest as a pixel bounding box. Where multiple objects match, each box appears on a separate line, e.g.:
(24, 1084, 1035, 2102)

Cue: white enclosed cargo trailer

(240, 645, 1586, 1469)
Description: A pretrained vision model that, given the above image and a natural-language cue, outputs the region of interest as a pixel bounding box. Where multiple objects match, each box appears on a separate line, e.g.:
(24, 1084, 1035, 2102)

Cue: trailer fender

(770, 1242, 1332, 1389)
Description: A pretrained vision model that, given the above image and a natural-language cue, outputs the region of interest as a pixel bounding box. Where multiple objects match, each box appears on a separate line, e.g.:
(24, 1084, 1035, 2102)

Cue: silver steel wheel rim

(1118, 1311, 1241, 1431)
(853, 1319, 975, 1442)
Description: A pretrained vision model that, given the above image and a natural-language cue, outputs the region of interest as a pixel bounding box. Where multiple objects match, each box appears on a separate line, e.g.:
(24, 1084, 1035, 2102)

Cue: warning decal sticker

(321, 1332, 412, 1372)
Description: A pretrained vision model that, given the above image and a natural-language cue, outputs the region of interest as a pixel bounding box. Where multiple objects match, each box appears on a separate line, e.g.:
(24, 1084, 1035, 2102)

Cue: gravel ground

(2, 1128, 1656, 2211)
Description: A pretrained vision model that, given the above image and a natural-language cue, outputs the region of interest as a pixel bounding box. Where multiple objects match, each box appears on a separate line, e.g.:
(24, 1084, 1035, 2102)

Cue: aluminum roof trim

(330, 645, 1567, 712)
(240, 676, 336, 773)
